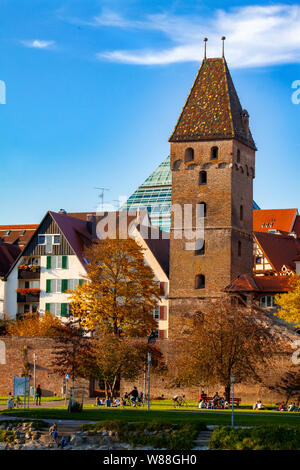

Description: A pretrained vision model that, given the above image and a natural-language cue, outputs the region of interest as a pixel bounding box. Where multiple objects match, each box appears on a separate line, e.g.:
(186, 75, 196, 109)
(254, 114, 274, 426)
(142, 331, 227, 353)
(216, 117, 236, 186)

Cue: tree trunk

(224, 383, 231, 402)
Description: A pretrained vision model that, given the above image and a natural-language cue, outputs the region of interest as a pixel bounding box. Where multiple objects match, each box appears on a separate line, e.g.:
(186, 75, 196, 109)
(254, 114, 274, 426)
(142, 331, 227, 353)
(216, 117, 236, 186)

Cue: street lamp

(147, 331, 156, 411)
(230, 374, 236, 428)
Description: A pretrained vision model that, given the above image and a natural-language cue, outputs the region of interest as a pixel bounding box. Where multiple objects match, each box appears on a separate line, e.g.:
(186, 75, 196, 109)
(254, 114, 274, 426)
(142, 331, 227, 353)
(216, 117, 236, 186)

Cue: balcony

(16, 288, 40, 303)
(18, 265, 40, 280)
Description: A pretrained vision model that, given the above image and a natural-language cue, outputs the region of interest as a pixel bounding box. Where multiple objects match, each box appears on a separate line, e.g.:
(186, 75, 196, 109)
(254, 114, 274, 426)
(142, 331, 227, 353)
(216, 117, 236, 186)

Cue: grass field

(1, 404, 300, 427)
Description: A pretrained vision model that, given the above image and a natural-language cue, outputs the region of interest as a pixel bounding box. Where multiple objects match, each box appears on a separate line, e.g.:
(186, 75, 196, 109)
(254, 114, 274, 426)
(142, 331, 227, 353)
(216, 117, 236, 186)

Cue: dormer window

(38, 234, 61, 254)
(5, 230, 10, 236)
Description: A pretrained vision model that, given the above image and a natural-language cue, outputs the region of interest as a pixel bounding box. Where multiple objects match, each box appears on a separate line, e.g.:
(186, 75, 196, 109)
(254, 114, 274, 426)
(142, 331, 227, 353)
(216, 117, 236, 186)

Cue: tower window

(238, 241, 242, 257)
(195, 274, 205, 289)
(185, 148, 194, 162)
(199, 171, 207, 185)
(199, 202, 207, 218)
(211, 146, 218, 160)
(195, 240, 205, 255)
(172, 159, 181, 171)
(237, 149, 241, 163)
(240, 205, 244, 221)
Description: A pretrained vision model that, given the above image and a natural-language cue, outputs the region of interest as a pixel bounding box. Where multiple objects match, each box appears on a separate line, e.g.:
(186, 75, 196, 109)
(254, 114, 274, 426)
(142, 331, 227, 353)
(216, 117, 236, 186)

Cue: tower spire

(221, 36, 226, 58)
(203, 38, 208, 60)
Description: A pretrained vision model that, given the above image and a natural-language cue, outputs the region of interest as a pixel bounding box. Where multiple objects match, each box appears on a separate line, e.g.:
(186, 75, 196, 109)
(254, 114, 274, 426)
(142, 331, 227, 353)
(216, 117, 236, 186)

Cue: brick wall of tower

(168, 139, 255, 337)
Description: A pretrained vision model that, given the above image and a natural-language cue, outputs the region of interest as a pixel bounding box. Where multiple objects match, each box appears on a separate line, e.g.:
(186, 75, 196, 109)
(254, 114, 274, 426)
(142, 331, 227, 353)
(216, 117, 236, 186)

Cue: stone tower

(168, 57, 256, 336)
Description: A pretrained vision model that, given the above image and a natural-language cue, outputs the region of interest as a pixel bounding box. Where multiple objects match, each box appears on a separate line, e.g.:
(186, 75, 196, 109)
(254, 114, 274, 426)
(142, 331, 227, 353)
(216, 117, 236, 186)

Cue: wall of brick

(0, 337, 89, 397)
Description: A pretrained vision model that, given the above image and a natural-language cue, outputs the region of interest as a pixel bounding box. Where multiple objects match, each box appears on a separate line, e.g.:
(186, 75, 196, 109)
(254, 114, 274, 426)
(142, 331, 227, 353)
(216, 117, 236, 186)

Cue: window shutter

(62, 256, 68, 269)
(79, 279, 83, 287)
(61, 279, 68, 293)
(45, 303, 50, 312)
(61, 303, 68, 317)
(159, 306, 167, 321)
(46, 279, 51, 293)
(158, 330, 166, 339)
(46, 256, 51, 269)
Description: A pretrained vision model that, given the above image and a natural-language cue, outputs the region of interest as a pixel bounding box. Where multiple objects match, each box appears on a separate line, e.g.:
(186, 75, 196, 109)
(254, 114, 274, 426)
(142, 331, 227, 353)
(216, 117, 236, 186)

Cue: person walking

(35, 384, 42, 406)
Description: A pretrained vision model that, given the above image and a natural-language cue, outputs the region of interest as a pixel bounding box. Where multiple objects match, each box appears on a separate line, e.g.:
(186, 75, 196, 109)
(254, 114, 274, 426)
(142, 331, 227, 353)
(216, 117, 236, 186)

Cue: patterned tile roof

(169, 58, 256, 149)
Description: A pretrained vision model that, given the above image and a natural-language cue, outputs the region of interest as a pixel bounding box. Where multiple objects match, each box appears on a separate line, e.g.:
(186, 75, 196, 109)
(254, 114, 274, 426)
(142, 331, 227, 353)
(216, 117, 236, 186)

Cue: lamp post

(230, 374, 236, 428)
(33, 353, 37, 404)
(147, 331, 156, 411)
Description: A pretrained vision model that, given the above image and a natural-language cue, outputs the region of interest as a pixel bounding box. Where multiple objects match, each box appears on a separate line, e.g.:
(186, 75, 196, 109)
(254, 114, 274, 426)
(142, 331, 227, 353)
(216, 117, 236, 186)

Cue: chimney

(58, 209, 67, 214)
(86, 213, 97, 239)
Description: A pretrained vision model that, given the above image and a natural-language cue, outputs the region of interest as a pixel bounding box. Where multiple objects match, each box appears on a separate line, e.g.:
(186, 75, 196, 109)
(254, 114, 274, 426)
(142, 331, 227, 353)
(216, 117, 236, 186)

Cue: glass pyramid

(121, 156, 172, 232)
(122, 155, 260, 232)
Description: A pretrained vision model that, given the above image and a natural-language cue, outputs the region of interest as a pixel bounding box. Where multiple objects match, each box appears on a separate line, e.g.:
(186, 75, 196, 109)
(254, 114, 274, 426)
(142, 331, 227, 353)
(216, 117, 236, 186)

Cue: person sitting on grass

(206, 401, 212, 409)
(49, 423, 59, 446)
(288, 402, 296, 412)
(278, 402, 286, 411)
(58, 436, 67, 449)
(95, 396, 101, 407)
(253, 401, 258, 410)
(198, 399, 205, 409)
(212, 392, 220, 408)
(257, 400, 265, 410)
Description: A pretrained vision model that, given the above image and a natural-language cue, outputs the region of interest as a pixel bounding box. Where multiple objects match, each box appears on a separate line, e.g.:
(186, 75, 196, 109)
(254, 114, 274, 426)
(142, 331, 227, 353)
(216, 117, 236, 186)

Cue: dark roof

(169, 58, 256, 149)
(49, 212, 93, 266)
(293, 215, 300, 238)
(137, 225, 170, 277)
(254, 231, 300, 273)
(225, 273, 291, 293)
(0, 243, 21, 277)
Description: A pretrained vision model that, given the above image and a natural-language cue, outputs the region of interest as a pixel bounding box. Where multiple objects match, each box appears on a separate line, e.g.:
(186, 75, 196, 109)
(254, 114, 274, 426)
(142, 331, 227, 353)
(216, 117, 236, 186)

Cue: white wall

(39, 255, 87, 314)
(4, 262, 19, 318)
(0, 279, 6, 315)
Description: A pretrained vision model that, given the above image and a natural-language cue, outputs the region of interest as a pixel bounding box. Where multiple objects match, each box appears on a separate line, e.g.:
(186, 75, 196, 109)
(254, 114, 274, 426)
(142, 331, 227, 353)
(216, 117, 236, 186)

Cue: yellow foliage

(275, 275, 300, 327)
(69, 238, 160, 336)
(7, 312, 72, 337)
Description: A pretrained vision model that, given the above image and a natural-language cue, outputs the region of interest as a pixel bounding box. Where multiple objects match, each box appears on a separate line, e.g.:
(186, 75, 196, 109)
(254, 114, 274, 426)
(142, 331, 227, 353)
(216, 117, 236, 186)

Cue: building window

(199, 171, 207, 185)
(198, 202, 207, 218)
(240, 205, 244, 221)
(185, 147, 194, 162)
(195, 274, 205, 289)
(238, 241, 242, 257)
(211, 146, 218, 160)
(153, 306, 159, 320)
(259, 296, 275, 309)
(38, 234, 61, 253)
(195, 240, 205, 255)
(46, 255, 68, 269)
(237, 149, 241, 163)
(256, 256, 262, 264)
(172, 160, 181, 171)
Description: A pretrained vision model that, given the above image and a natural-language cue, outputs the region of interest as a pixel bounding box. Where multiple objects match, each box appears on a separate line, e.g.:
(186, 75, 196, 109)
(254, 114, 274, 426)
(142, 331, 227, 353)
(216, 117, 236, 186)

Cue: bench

(200, 396, 241, 407)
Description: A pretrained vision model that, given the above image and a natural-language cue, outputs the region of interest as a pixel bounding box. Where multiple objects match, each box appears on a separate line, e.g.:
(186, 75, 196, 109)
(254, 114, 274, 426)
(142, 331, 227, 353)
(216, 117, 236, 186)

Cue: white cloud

(94, 4, 300, 67)
(21, 40, 55, 49)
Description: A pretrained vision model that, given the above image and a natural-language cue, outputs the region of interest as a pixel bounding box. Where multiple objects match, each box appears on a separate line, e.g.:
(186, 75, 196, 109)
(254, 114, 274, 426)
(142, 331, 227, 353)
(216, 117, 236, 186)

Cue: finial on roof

(203, 38, 208, 60)
(221, 36, 226, 58)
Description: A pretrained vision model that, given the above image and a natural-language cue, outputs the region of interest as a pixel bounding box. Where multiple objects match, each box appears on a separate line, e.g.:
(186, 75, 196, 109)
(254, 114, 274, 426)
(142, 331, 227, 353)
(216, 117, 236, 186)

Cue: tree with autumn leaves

(169, 299, 283, 401)
(275, 275, 300, 327)
(69, 238, 160, 336)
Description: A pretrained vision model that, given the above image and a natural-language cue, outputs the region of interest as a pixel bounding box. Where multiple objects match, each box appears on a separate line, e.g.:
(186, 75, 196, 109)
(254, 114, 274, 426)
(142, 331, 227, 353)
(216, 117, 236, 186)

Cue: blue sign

(65, 374, 70, 380)
(13, 377, 30, 396)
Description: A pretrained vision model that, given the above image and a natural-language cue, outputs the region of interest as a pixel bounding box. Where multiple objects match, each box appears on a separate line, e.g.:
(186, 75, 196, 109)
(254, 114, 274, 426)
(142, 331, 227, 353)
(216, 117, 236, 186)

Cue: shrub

(80, 420, 205, 450)
(210, 425, 300, 450)
(68, 401, 83, 413)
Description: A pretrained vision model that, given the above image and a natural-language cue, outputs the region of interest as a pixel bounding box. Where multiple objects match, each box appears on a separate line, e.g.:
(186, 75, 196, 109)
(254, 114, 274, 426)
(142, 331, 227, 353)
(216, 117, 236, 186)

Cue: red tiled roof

(253, 209, 298, 234)
(0, 224, 38, 249)
(225, 273, 291, 293)
(0, 243, 21, 276)
(254, 231, 300, 273)
(169, 58, 256, 149)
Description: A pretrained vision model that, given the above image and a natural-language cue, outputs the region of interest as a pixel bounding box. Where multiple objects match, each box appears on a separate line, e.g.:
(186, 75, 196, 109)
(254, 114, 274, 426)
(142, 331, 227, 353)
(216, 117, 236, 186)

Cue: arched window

(240, 205, 244, 221)
(195, 274, 205, 289)
(237, 149, 241, 163)
(199, 202, 207, 218)
(211, 146, 218, 160)
(172, 159, 181, 171)
(195, 240, 205, 255)
(199, 171, 207, 185)
(185, 147, 194, 162)
(238, 241, 242, 257)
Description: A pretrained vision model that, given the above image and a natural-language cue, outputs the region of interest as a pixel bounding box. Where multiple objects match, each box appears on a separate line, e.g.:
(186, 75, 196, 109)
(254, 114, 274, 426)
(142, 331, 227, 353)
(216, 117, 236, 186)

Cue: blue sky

(1, 0, 300, 224)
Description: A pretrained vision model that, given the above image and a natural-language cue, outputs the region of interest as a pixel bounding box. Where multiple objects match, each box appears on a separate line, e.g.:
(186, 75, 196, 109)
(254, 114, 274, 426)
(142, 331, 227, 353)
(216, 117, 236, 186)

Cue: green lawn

(1, 406, 300, 427)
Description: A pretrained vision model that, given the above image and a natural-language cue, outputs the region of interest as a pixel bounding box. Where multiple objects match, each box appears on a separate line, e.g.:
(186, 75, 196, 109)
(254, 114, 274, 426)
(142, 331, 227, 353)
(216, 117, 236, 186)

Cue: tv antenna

(94, 187, 110, 212)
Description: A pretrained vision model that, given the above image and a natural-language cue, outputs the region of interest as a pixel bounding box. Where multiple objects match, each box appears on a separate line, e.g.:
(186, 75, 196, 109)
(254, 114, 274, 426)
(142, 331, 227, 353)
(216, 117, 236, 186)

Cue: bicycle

(173, 396, 186, 408)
